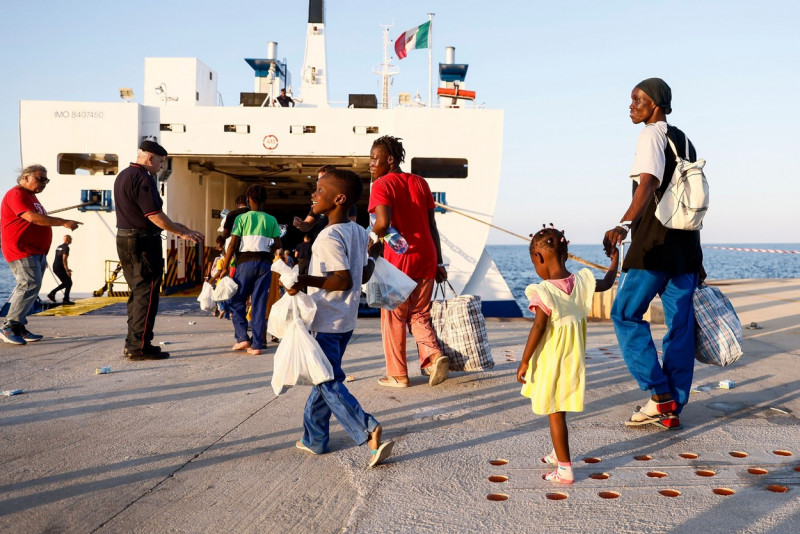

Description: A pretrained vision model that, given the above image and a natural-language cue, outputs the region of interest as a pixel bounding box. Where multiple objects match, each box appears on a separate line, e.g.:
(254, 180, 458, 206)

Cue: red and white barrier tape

(709, 246, 799, 254)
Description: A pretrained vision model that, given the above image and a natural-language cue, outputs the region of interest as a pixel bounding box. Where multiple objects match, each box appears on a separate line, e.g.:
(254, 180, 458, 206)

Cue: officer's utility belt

(117, 228, 162, 238)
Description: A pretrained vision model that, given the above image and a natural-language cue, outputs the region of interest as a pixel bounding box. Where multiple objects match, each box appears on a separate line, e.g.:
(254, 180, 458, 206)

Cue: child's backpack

(654, 131, 709, 231)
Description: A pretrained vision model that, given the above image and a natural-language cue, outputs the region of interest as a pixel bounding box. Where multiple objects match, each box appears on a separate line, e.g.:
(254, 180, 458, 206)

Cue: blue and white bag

(693, 284, 743, 366)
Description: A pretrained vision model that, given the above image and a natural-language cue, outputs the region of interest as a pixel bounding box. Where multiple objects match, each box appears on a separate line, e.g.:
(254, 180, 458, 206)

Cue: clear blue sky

(1, 0, 797, 244)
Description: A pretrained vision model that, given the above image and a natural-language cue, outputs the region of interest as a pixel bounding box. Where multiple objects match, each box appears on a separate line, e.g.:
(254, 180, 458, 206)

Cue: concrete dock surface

(1, 278, 799, 533)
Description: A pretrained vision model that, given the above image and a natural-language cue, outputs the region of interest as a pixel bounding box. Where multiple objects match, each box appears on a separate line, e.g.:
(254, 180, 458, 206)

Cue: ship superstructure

(18, 0, 520, 316)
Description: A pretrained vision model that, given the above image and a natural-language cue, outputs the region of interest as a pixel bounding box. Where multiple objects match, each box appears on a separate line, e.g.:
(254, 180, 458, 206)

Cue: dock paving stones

(1, 278, 799, 533)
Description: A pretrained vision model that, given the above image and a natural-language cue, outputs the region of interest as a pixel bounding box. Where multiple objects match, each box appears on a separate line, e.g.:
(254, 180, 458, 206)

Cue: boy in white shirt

(287, 169, 393, 467)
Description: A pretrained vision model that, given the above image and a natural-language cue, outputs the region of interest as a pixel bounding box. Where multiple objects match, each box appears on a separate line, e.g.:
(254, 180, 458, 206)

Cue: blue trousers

(301, 331, 379, 454)
(230, 260, 271, 349)
(4, 254, 47, 330)
(611, 269, 698, 410)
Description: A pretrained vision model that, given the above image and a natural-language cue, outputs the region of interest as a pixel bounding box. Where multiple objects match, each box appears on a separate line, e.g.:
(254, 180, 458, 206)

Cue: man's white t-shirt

(308, 221, 368, 333)
(630, 121, 668, 185)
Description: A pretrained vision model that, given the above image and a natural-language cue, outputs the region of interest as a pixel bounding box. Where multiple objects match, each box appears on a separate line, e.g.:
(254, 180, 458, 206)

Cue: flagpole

(427, 12, 434, 107)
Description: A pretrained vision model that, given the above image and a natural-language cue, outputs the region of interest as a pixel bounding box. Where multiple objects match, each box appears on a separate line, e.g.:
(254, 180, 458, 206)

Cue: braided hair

(371, 135, 406, 165)
(529, 223, 569, 263)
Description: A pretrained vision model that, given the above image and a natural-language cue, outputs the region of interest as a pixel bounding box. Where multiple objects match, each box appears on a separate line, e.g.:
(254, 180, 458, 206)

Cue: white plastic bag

(197, 281, 215, 311)
(271, 299, 334, 396)
(213, 276, 238, 301)
(267, 291, 317, 339)
(271, 260, 299, 289)
(363, 257, 417, 310)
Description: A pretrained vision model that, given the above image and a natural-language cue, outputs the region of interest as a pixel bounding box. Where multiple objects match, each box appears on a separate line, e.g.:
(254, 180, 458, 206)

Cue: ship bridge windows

(353, 126, 379, 135)
(410, 157, 468, 179)
(57, 153, 118, 175)
(290, 125, 316, 134)
(224, 124, 251, 133)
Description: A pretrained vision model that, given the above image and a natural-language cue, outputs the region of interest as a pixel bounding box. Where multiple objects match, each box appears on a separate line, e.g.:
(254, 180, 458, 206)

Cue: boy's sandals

(378, 376, 409, 388)
(625, 398, 679, 427)
(246, 347, 262, 355)
(369, 440, 395, 468)
(232, 340, 251, 351)
(295, 441, 319, 455)
(428, 355, 450, 386)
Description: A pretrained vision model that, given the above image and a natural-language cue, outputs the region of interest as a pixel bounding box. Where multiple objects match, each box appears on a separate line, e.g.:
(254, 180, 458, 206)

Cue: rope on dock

(433, 202, 612, 272)
(709, 246, 799, 255)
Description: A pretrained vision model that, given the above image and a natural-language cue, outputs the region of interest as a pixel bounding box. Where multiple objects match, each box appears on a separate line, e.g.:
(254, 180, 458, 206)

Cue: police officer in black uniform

(47, 235, 74, 305)
(114, 140, 204, 360)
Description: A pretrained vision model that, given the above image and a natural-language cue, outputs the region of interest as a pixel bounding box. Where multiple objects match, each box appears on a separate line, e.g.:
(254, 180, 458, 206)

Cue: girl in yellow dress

(517, 226, 618, 484)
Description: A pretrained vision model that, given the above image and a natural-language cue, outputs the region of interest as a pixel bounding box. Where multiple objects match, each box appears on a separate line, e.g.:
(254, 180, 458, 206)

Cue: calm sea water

(2, 244, 799, 316)
(488, 243, 800, 318)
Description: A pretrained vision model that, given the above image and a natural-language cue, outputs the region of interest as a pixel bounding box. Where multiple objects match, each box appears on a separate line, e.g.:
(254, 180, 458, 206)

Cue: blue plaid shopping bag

(693, 284, 743, 366)
(431, 282, 494, 372)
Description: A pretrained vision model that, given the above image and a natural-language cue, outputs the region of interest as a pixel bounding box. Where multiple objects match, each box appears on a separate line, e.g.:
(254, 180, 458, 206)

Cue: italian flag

(395, 21, 430, 60)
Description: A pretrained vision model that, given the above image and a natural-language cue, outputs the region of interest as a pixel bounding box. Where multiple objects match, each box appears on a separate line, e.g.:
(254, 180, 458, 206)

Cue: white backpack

(654, 135, 709, 231)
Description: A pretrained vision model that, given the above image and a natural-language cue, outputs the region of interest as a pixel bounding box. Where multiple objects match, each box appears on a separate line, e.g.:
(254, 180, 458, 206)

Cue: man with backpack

(603, 78, 703, 431)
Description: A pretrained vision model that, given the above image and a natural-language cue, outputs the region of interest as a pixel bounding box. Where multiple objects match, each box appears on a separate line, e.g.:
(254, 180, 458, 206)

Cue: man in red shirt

(1, 164, 82, 345)
(368, 136, 449, 387)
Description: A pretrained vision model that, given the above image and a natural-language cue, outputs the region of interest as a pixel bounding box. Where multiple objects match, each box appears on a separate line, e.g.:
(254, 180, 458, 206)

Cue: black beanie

(635, 78, 672, 115)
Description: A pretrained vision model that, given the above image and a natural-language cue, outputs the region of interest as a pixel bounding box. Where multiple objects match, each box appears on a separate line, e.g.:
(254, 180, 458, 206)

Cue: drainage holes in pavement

(767, 485, 789, 493)
(488, 475, 509, 483)
(679, 452, 699, 459)
(695, 469, 716, 477)
(598, 491, 620, 499)
(489, 459, 508, 466)
(773, 450, 793, 457)
(659, 489, 682, 498)
(589, 472, 610, 480)
(729, 451, 748, 458)
(647, 471, 668, 478)
(748, 468, 769, 475)
(545, 492, 568, 501)
(487, 493, 509, 501)
(582, 457, 602, 464)
(713, 487, 736, 496)
(634, 455, 653, 461)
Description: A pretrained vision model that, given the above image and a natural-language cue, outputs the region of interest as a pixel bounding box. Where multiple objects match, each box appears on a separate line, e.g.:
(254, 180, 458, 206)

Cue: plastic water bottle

(384, 230, 409, 254)
(368, 214, 408, 254)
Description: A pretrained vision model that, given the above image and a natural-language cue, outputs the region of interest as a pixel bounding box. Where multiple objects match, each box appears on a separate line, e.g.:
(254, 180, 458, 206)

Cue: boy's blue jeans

(230, 260, 271, 349)
(611, 269, 698, 410)
(301, 330, 380, 454)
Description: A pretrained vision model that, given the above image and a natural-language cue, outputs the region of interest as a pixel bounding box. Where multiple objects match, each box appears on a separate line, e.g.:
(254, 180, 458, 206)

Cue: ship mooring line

(433, 202, 612, 272)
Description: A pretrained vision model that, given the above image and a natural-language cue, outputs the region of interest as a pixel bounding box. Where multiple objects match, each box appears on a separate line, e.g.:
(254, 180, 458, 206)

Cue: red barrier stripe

(709, 246, 799, 254)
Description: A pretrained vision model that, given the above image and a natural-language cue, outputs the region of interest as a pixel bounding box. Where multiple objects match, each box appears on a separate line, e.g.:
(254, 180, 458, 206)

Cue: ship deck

(1, 279, 799, 533)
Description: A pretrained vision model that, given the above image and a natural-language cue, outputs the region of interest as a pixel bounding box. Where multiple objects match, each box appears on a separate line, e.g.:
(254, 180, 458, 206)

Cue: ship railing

(93, 260, 127, 297)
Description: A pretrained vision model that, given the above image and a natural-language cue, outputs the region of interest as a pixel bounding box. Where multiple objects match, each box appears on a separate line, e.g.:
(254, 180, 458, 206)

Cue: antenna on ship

(374, 24, 399, 109)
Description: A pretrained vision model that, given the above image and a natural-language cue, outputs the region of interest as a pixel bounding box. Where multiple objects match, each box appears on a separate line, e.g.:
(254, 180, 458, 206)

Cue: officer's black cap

(139, 140, 168, 157)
